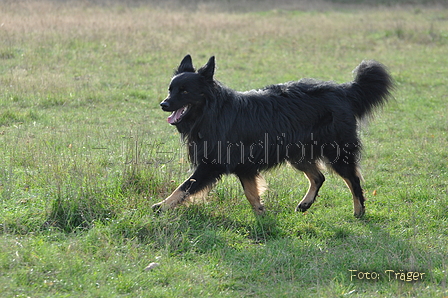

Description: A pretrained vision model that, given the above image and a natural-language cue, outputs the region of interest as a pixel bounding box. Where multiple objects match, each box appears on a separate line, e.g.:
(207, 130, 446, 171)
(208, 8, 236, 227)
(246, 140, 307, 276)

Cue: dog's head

(160, 55, 215, 125)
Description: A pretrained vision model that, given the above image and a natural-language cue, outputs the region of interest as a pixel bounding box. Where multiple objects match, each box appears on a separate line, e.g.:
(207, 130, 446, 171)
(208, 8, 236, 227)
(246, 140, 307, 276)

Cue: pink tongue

(167, 108, 183, 124)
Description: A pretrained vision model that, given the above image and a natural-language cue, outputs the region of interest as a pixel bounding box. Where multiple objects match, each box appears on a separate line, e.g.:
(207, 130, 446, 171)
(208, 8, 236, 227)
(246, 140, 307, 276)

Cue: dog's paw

(151, 203, 163, 214)
(354, 206, 365, 218)
(295, 202, 312, 212)
(253, 205, 266, 216)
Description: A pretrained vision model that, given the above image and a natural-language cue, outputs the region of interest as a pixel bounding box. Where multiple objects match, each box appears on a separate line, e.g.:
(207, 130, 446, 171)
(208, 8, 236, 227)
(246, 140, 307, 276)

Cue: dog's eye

(182, 90, 188, 94)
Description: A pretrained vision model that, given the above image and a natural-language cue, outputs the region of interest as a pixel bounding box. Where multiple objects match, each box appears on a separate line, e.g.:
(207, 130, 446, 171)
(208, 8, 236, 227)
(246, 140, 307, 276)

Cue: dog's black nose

(160, 101, 170, 109)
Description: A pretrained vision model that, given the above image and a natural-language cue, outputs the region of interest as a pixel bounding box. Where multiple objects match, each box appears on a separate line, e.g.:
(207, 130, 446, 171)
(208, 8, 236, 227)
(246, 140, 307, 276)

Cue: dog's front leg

(152, 165, 223, 212)
(151, 180, 193, 212)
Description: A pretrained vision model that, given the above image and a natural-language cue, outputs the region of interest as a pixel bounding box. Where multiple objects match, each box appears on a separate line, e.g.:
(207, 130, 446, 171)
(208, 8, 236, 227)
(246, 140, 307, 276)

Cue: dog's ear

(176, 54, 195, 74)
(198, 56, 215, 80)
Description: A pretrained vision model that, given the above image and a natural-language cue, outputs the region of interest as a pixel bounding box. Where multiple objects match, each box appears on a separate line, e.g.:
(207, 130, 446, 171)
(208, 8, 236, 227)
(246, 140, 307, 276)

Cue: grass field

(1, 0, 447, 297)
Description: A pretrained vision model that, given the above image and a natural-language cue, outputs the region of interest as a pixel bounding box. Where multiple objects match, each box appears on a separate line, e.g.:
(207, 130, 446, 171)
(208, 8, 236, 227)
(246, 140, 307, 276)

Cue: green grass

(1, 1, 447, 297)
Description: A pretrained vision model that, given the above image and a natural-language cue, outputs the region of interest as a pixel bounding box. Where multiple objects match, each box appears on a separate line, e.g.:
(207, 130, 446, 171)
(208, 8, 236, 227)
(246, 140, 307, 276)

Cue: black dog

(153, 55, 392, 217)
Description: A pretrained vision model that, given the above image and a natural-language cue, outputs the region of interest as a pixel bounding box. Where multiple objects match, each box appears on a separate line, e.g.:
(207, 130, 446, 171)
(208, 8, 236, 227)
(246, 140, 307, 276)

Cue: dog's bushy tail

(347, 60, 393, 120)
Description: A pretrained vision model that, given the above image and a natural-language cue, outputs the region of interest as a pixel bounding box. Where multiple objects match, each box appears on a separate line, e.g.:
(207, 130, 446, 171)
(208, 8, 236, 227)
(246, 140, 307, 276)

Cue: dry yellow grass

(2, 1, 444, 46)
(2, 0, 446, 99)
(1, 0, 446, 105)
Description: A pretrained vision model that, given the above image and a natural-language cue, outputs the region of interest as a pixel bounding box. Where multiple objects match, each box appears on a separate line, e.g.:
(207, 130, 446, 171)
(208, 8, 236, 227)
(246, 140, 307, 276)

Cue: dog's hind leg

(291, 163, 325, 213)
(238, 174, 267, 215)
(331, 163, 365, 218)
(325, 141, 365, 217)
(343, 175, 365, 218)
(152, 165, 223, 213)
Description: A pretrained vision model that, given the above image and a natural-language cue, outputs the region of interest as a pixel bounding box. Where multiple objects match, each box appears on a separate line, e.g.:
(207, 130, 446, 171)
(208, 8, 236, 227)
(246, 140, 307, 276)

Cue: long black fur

(157, 55, 393, 215)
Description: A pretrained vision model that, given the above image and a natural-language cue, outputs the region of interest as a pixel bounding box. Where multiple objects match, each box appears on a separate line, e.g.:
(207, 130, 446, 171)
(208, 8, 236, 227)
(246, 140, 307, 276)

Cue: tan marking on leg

(343, 178, 365, 218)
(240, 175, 266, 215)
(152, 185, 189, 212)
(296, 169, 324, 212)
(299, 172, 319, 206)
(255, 175, 267, 196)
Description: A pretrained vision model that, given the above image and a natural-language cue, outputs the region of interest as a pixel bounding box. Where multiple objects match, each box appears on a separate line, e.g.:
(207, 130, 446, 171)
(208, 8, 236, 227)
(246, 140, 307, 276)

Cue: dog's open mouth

(167, 105, 190, 125)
